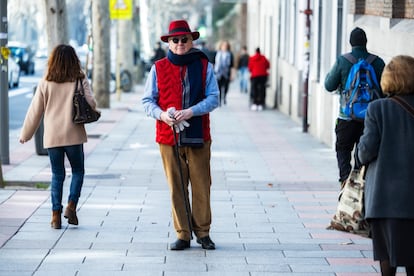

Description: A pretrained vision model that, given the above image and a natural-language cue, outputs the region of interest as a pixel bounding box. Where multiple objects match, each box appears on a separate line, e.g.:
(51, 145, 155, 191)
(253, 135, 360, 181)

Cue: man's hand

(160, 110, 175, 126)
(165, 107, 191, 133)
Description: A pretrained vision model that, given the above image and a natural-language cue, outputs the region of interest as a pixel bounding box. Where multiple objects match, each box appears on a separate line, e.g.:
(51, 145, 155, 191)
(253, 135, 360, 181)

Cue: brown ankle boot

(51, 210, 62, 229)
(64, 201, 78, 225)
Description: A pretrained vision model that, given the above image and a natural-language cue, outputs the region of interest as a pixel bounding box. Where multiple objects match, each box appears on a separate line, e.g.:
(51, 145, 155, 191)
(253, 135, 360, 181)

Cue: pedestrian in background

(150, 41, 166, 64)
(19, 44, 98, 229)
(237, 45, 249, 94)
(214, 40, 233, 106)
(357, 55, 414, 276)
(248, 47, 270, 111)
(142, 19, 219, 250)
(199, 41, 215, 64)
(324, 27, 385, 187)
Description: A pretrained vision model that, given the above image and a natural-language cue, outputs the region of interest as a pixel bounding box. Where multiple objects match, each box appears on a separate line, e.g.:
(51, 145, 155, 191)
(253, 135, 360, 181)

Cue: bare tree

(67, 1, 89, 46)
(44, 0, 68, 52)
(7, 1, 39, 44)
(92, 0, 111, 108)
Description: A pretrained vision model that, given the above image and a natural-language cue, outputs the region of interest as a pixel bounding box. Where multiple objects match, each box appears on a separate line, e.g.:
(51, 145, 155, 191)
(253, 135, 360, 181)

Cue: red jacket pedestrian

(248, 49, 270, 78)
(248, 48, 270, 111)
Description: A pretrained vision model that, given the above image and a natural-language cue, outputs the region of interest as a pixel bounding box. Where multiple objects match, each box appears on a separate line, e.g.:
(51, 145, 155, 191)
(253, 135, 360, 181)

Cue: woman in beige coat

(19, 44, 98, 229)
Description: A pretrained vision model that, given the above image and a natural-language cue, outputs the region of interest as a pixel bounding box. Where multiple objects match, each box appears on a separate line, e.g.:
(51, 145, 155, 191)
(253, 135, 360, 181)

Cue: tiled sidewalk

(0, 190, 49, 247)
(0, 83, 396, 275)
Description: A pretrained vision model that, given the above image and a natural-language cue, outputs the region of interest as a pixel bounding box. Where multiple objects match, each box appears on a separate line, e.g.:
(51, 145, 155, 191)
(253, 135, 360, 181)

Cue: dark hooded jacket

(324, 46, 385, 120)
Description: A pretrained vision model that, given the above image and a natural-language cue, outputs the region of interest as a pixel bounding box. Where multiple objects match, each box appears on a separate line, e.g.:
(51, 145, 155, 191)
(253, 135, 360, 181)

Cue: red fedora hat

(160, 20, 200, 42)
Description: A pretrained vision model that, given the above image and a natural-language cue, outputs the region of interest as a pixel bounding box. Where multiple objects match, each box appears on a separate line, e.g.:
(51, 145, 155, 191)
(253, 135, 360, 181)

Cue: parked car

(8, 41, 35, 75)
(8, 57, 20, 88)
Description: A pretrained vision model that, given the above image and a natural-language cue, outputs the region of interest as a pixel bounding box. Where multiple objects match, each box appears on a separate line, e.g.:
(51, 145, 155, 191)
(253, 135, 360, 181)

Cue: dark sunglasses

(171, 37, 189, 44)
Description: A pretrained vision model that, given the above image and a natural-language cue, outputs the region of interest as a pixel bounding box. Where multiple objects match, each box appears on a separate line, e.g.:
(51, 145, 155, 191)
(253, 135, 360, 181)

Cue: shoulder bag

(390, 96, 414, 118)
(73, 78, 101, 124)
(327, 166, 370, 238)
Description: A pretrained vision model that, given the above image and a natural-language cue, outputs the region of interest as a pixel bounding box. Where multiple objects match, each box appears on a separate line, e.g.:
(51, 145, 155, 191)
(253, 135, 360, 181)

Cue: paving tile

(0, 85, 382, 275)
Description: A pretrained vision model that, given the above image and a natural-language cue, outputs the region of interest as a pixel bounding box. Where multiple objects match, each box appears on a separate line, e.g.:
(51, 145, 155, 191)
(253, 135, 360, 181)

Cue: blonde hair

(381, 55, 414, 95)
(217, 40, 231, 51)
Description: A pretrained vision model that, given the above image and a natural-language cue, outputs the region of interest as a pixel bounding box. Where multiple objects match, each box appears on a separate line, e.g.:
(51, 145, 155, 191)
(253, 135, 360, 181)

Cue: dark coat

(357, 95, 414, 219)
(324, 46, 385, 119)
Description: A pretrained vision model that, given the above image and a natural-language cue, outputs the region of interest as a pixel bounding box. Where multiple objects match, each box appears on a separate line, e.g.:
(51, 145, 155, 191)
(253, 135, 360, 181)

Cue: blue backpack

(342, 53, 381, 121)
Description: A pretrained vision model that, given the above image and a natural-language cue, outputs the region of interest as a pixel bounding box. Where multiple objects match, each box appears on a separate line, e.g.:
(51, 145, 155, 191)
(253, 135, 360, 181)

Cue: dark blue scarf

(167, 48, 208, 147)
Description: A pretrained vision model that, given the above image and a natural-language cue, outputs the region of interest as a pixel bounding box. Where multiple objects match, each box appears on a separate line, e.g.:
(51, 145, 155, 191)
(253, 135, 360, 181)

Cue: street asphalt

(0, 83, 393, 275)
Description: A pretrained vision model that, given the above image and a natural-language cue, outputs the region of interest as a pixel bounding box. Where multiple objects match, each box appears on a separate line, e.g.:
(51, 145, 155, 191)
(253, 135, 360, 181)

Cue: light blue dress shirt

(142, 62, 219, 120)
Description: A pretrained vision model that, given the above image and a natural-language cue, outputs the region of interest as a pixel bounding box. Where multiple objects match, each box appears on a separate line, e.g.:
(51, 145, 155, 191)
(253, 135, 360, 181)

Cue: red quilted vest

(155, 58, 211, 145)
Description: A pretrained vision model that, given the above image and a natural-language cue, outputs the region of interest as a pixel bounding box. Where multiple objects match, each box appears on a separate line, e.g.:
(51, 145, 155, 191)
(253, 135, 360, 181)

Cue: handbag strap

(74, 78, 84, 96)
(390, 96, 414, 119)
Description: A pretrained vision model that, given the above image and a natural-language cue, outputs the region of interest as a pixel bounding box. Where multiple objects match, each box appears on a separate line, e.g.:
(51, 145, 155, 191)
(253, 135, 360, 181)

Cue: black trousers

(217, 76, 230, 105)
(335, 118, 364, 182)
(250, 76, 267, 106)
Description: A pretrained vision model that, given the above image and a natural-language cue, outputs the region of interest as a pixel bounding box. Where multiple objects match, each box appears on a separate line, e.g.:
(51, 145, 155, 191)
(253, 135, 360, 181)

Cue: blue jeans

(47, 144, 85, 211)
(238, 67, 248, 93)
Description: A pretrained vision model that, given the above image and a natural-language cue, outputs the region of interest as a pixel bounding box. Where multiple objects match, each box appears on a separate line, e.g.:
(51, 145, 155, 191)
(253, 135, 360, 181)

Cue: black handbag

(72, 78, 100, 124)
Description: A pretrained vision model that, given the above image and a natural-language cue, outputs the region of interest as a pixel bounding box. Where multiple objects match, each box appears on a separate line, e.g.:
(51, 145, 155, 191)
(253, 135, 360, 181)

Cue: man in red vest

(142, 20, 219, 250)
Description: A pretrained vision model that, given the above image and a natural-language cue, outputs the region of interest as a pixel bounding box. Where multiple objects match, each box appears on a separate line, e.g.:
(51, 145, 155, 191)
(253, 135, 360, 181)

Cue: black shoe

(170, 239, 190, 250)
(196, 236, 215, 250)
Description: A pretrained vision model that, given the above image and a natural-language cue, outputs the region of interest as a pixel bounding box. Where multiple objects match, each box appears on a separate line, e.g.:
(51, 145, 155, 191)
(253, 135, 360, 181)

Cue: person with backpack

(324, 27, 385, 187)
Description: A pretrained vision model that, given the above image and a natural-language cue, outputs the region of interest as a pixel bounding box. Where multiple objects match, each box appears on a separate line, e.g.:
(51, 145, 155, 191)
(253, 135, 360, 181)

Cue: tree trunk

(92, 0, 111, 108)
(44, 0, 68, 53)
(118, 19, 134, 85)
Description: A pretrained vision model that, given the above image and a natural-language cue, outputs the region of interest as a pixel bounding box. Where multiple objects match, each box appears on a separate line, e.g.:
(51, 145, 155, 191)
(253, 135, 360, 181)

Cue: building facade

(247, 0, 414, 147)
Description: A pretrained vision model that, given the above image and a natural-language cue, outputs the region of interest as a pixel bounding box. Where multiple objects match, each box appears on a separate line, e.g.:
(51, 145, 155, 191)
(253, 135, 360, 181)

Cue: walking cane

(171, 125, 193, 240)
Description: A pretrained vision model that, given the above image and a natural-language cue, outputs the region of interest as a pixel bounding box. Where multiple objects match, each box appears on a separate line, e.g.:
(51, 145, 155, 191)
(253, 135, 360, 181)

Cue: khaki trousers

(159, 141, 212, 241)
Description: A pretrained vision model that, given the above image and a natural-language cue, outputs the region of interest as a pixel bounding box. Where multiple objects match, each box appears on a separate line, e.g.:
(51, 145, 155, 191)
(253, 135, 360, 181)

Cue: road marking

(9, 88, 31, 98)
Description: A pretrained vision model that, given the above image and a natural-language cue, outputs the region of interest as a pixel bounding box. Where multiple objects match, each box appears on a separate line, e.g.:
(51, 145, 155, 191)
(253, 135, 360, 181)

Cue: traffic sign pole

(109, 0, 133, 100)
(0, 0, 9, 164)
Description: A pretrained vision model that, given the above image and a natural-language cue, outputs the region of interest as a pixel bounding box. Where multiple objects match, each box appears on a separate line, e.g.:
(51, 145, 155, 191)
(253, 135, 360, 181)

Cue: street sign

(109, 0, 132, 20)
(1, 46, 10, 59)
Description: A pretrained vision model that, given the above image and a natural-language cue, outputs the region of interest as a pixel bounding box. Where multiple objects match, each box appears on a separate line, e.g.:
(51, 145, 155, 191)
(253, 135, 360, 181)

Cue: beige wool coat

(20, 78, 97, 148)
